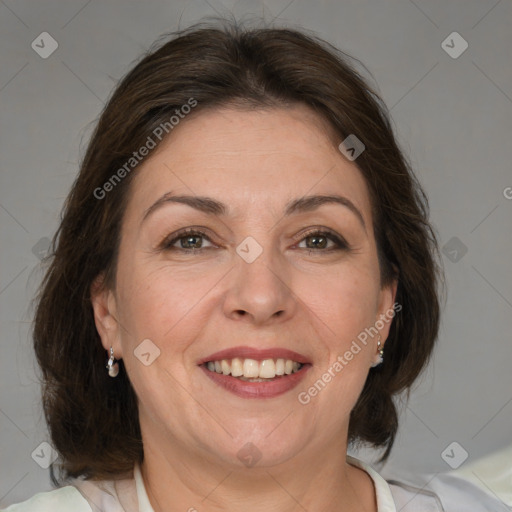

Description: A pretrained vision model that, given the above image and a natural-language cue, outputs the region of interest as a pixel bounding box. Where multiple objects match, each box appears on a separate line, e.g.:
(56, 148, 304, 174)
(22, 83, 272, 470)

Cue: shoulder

(387, 474, 511, 512)
(349, 452, 511, 512)
(1, 486, 92, 512)
(2, 466, 140, 512)
(407, 445, 512, 512)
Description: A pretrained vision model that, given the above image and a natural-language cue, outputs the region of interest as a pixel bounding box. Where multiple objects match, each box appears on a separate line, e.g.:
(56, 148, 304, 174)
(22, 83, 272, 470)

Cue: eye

(160, 228, 215, 252)
(295, 228, 349, 253)
(159, 227, 349, 254)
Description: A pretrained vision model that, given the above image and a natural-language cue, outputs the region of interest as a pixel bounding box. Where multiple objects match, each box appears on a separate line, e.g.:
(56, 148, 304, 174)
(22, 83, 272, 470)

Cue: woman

(5, 18, 500, 512)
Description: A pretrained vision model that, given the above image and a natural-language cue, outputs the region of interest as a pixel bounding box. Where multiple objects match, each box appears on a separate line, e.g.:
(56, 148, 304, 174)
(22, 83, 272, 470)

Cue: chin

(206, 423, 310, 469)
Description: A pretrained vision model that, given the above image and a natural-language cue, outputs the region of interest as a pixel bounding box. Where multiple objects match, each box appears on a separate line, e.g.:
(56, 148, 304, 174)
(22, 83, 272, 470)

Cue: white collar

(346, 455, 397, 512)
(134, 457, 396, 512)
(133, 463, 155, 512)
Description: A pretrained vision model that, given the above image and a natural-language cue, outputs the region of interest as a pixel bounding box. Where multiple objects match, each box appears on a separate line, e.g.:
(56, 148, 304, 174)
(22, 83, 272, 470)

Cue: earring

(371, 335, 384, 368)
(106, 347, 119, 377)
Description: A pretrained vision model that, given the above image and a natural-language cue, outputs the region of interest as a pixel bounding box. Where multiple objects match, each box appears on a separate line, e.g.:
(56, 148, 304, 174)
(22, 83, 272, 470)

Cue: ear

(90, 273, 123, 358)
(376, 276, 399, 346)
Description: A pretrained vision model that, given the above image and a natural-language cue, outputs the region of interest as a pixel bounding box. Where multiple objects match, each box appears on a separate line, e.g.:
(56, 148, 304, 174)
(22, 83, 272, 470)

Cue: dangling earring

(371, 335, 384, 368)
(106, 347, 119, 377)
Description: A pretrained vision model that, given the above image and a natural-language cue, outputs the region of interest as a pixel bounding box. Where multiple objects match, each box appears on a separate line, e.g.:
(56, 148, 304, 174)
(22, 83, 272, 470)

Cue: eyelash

(159, 227, 349, 255)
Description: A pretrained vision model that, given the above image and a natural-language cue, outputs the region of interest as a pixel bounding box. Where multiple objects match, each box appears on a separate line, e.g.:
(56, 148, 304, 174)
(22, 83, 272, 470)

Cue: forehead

(125, 105, 372, 224)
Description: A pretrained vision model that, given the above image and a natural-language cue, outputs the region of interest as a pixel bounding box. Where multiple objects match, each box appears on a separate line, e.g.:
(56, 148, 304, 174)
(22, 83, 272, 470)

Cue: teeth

(259, 359, 275, 378)
(205, 357, 303, 379)
(221, 359, 230, 375)
(231, 357, 243, 377)
(243, 358, 260, 378)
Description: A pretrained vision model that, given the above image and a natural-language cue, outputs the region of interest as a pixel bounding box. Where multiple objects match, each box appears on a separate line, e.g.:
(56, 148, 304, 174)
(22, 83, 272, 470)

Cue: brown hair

(33, 18, 444, 483)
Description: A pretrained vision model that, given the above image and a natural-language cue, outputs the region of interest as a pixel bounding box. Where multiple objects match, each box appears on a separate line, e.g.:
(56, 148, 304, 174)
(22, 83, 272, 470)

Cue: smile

(198, 346, 312, 398)
(206, 357, 303, 380)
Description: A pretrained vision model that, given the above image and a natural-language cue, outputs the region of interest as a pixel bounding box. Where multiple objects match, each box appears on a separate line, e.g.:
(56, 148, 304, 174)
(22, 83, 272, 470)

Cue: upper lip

(198, 345, 311, 365)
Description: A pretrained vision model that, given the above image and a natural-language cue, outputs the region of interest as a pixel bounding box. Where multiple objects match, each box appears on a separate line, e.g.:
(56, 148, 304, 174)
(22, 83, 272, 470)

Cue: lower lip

(200, 364, 312, 399)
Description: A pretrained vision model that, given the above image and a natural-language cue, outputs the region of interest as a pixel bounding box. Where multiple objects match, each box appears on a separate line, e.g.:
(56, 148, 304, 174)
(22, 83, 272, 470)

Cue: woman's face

(92, 104, 397, 469)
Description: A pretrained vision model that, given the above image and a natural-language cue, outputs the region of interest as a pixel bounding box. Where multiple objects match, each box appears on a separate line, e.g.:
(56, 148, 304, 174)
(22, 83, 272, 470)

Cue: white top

(2, 455, 509, 512)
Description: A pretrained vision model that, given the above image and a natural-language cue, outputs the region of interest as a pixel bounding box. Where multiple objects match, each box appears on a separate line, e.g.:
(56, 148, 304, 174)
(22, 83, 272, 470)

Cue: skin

(91, 104, 397, 512)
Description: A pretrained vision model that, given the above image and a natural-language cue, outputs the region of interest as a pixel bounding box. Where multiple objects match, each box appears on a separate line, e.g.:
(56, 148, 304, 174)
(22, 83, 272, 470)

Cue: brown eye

(178, 233, 204, 249)
(161, 229, 214, 251)
(296, 229, 349, 253)
(304, 233, 329, 249)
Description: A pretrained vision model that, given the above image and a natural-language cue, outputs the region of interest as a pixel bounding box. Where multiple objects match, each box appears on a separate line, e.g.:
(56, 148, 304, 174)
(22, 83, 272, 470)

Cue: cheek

(300, 266, 379, 330)
(116, 260, 222, 348)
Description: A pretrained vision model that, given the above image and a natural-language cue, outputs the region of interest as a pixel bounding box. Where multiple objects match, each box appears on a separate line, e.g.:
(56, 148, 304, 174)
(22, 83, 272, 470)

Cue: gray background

(1, 0, 511, 506)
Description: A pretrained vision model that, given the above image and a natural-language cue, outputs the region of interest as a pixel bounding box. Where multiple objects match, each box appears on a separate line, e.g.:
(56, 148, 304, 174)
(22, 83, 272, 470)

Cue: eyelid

(158, 226, 218, 251)
(291, 226, 349, 248)
(159, 225, 349, 254)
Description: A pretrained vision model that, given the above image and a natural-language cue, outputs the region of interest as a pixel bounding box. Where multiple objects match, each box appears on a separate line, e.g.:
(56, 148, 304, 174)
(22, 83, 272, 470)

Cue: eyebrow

(141, 192, 366, 231)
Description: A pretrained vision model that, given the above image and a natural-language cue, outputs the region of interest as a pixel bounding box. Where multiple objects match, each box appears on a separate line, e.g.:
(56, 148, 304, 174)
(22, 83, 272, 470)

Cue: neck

(140, 430, 376, 512)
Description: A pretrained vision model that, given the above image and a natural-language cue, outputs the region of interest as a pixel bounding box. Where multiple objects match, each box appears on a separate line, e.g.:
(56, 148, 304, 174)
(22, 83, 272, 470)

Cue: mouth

(205, 357, 304, 380)
(198, 346, 312, 398)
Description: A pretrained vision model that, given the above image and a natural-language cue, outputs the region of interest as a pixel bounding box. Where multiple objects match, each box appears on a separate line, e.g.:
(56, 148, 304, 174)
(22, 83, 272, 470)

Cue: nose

(223, 245, 297, 326)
